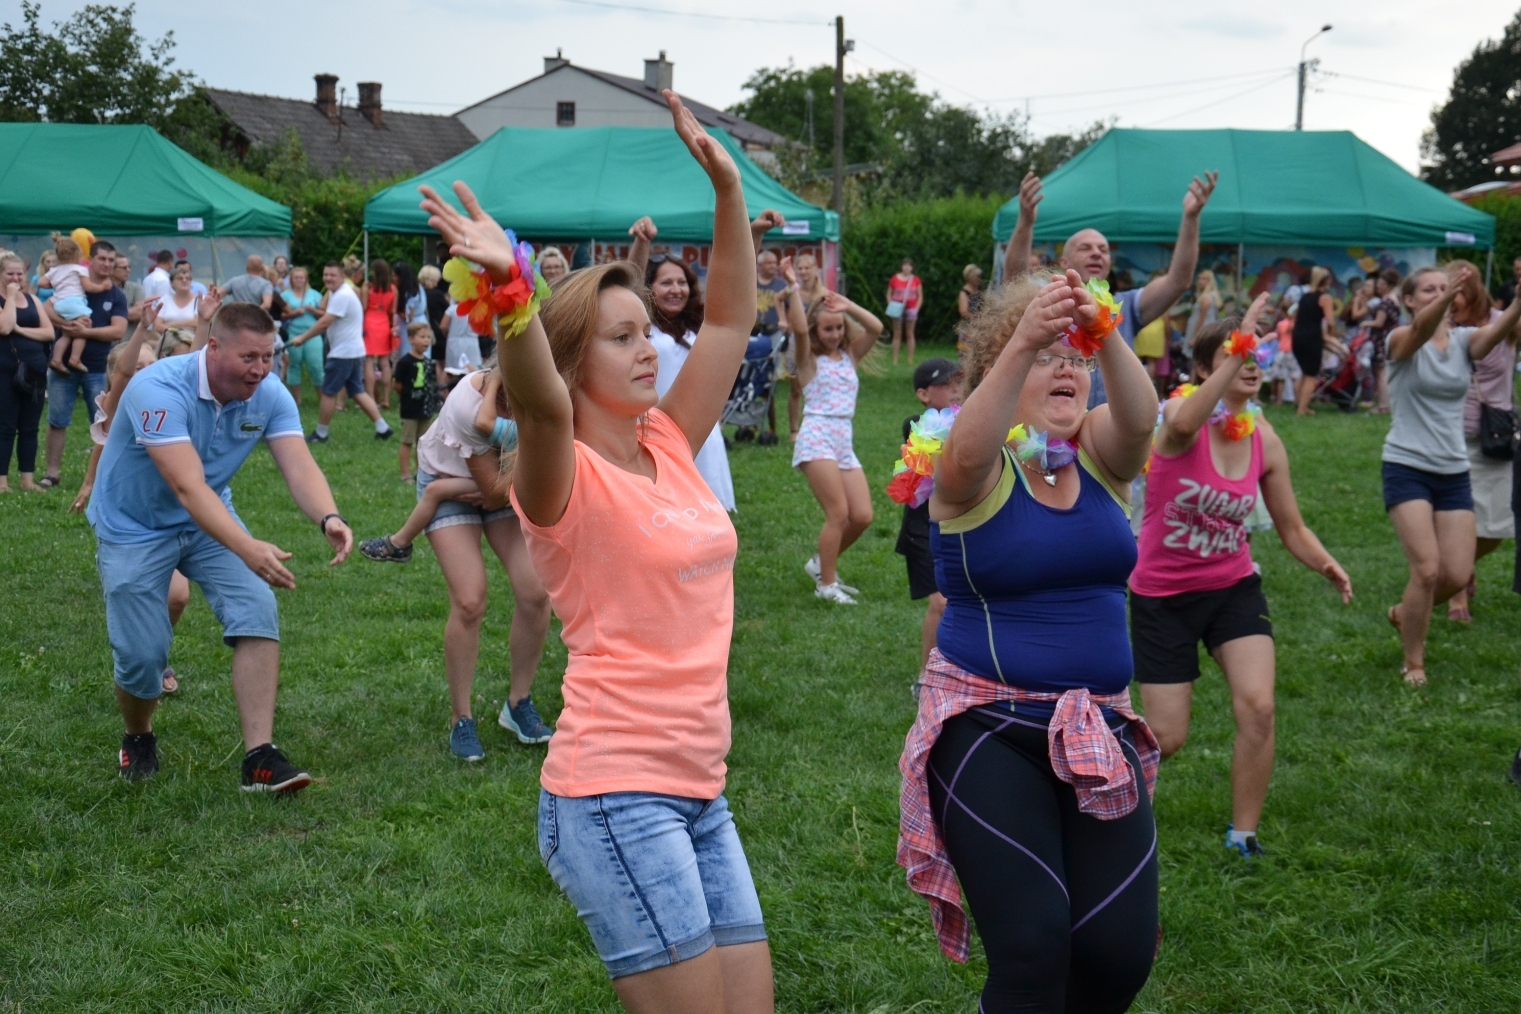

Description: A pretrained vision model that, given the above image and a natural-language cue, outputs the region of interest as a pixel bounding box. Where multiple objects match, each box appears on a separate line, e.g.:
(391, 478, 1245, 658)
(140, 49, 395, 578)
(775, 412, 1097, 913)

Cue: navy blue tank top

(931, 447, 1137, 694)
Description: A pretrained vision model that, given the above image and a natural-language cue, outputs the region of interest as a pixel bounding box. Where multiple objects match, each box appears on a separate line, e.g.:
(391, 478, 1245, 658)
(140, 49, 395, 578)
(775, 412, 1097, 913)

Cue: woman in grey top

(1383, 265, 1521, 686)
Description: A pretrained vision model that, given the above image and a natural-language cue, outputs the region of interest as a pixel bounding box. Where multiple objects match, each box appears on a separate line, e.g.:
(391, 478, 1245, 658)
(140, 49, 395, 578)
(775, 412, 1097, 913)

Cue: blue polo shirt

(87, 350, 303, 544)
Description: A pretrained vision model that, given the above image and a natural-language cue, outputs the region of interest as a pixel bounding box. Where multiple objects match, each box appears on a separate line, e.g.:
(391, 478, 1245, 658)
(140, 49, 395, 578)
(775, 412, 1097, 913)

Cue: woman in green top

(281, 266, 325, 406)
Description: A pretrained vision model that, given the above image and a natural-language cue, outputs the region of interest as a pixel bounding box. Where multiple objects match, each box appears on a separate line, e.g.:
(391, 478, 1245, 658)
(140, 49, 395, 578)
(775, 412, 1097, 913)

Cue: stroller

(1315, 329, 1373, 412)
(722, 329, 787, 443)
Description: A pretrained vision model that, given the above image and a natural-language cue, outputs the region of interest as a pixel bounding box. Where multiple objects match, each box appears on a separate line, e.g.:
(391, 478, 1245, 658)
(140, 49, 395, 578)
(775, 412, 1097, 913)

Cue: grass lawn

(2, 348, 1519, 1013)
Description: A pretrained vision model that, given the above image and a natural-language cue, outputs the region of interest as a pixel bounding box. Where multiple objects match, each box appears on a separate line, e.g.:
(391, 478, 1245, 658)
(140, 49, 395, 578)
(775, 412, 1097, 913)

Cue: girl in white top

(643, 253, 736, 510)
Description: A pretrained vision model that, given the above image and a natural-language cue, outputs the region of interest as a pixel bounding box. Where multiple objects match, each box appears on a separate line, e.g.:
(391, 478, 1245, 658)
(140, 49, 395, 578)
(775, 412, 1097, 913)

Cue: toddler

(44, 235, 111, 373)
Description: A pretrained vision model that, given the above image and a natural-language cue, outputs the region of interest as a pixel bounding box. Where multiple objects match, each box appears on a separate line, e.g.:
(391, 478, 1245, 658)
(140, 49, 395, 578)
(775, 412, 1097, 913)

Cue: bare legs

(799, 461, 872, 586)
(920, 591, 946, 669)
(482, 518, 552, 707)
(317, 389, 385, 429)
(612, 941, 774, 1014)
(1294, 373, 1317, 416)
(1139, 634, 1275, 832)
(1387, 501, 1476, 681)
(889, 318, 918, 365)
(1446, 536, 1502, 619)
(366, 354, 393, 409)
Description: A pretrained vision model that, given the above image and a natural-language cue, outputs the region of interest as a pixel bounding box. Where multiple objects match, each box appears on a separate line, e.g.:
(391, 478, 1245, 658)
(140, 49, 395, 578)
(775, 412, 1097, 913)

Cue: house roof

(204, 88, 478, 181)
(458, 64, 785, 149)
(1490, 142, 1521, 167)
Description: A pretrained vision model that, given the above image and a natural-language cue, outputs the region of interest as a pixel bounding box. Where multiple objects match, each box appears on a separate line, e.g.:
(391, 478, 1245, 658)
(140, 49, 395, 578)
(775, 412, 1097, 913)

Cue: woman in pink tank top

(1130, 294, 1351, 859)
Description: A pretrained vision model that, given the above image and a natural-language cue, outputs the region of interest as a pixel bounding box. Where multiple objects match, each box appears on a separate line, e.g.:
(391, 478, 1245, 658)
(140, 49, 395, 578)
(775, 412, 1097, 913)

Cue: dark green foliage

(1421, 8, 1521, 190)
(1468, 193, 1521, 288)
(840, 194, 1004, 341)
(731, 63, 1105, 204)
(2, 373, 1520, 1011)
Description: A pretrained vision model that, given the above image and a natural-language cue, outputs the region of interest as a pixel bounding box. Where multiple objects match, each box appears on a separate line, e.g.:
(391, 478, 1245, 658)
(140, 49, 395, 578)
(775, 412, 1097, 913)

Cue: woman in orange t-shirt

(421, 93, 773, 1013)
(361, 258, 398, 408)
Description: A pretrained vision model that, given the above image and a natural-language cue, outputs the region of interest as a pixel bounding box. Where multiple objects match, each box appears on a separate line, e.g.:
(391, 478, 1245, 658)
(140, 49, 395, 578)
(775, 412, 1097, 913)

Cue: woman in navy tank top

(898, 269, 1161, 1013)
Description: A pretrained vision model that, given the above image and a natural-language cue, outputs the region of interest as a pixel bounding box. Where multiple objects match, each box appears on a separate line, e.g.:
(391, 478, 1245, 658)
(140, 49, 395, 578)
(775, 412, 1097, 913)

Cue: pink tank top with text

(1130, 427, 1264, 597)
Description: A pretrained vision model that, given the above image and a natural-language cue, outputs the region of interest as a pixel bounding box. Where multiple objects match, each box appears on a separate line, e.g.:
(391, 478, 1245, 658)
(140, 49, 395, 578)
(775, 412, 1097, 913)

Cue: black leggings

(928, 706, 1158, 1014)
(0, 339, 47, 476)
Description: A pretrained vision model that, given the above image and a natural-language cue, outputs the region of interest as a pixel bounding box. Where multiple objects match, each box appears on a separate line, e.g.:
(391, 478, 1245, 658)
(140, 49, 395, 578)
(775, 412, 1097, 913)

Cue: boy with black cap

(898, 357, 962, 679)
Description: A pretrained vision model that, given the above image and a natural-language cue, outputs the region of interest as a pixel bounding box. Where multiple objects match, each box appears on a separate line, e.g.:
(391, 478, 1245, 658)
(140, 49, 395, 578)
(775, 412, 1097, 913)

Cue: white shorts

(1468, 438, 1516, 540)
(792, 415, 861, 470)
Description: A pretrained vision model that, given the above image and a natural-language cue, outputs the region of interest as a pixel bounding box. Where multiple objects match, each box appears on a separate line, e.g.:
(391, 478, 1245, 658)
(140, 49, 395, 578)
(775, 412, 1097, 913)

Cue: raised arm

(1002, 172, 1042, 285)
(1136, 171, 1218, 326)
(1077, 279, 1161, 486)
(1257, 423, 1352, 603)
(192, 288, 221, 353)
(750, 209, 785, 254)
(1468, 286, 1521, 361)
(101, 301, 160, 423)
(627, 216, 657, 276)
(832, 292, 884, 360)
(780, 260, 813, 384)
(658, 91, 756, 451)
(934, 276, 1076, 508)
(1387, 268, 1466, 361)
(420, 181, 575, 527)
(1156, 294, 1268, 455)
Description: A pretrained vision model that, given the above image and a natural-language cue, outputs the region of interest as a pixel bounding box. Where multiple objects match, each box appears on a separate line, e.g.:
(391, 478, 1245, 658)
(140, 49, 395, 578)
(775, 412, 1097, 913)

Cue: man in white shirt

(143, 249, 174, 303)
(288, 261, 392, 442)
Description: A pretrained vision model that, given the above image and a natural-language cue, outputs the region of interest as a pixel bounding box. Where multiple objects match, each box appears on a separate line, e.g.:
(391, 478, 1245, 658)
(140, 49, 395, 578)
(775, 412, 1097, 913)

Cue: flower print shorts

(792, 415, 861, 470)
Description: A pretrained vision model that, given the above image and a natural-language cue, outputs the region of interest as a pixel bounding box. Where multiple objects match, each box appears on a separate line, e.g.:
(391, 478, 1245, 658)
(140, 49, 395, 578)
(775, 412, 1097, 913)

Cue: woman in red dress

(362, 258, 398, 409)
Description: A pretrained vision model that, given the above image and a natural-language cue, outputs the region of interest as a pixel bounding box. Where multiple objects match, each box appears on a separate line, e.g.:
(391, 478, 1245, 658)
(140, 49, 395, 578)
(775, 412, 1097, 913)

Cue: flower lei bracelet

(1222, 329, 1258, 359)
(444, 228, 551, 340)
(1062, 278, 1124, 356)
(1166, 382, 1261, 441)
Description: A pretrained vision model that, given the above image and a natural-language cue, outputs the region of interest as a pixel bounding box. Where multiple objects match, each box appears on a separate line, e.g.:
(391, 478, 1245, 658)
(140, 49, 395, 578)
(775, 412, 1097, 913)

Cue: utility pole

(833, 14, 845, 217)
(1295, 24, 1331, 130)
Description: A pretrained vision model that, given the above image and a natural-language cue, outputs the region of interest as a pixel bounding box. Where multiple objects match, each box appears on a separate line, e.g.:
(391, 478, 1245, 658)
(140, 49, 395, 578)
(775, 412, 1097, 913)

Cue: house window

(557, 102, 576, 127)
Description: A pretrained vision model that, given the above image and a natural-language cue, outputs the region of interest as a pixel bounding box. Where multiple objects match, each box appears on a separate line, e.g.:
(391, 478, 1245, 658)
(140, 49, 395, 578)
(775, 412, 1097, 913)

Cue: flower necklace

(1009, 423, 1077, 486)
(1210, 401, 1262, 442)
(887, 405, 960, 507)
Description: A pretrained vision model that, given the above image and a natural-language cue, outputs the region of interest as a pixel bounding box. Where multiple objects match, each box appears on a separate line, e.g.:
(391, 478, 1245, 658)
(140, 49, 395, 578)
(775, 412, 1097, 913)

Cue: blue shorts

(321, 356, 366, 397)
(96, 525, 280, 700)
(52, 295, 90, 320)
(417, 468, 511, 532)
(46, 369, 107, 430)
(1381, 461, 1474, 512)
(538, 790, 767, 979)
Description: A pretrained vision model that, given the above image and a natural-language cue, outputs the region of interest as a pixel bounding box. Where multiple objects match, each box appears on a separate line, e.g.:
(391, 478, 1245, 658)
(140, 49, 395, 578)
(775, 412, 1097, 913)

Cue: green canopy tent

(0, 122, 291, 283)
(992, 129, 1496, 296)
(364, 125, 839, 283)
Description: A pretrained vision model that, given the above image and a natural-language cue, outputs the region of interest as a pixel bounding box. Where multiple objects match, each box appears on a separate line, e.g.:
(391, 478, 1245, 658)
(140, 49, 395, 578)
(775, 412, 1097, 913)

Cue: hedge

(223, 167, 423, 272)
(839, 193, 1004, 345)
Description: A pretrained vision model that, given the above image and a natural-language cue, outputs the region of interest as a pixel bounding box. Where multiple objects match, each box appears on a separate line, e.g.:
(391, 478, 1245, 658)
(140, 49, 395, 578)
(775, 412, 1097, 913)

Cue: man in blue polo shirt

(88, 302, 354, 791)
(1001, 169, 1219, 407)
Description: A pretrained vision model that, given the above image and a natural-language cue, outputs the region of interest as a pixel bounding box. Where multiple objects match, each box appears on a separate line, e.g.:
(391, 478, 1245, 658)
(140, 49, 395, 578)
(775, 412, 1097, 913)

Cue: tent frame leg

(363, 231, 370, 282)
(1485, 249, 1494, 292)
(1236, 242, 1244, 311)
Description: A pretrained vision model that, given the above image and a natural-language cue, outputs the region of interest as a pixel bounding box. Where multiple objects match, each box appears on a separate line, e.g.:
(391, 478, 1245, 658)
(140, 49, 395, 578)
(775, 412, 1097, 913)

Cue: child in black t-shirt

(897, 357, 963, 672)
(394, 322, 441, 480)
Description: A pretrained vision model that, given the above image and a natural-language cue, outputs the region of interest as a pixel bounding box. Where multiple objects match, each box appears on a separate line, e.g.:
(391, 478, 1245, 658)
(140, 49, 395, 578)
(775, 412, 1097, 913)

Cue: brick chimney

(643, 51, 673, 92)
(544, 48, 568, 73)
(314, 74, 339, 123)
(357, 82, 384, 127)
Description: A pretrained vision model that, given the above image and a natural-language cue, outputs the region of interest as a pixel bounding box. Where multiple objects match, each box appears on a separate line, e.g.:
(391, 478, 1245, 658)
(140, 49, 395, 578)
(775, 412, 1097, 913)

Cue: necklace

(1208, 401, 1262, 441)
(1009, 424, 1077, 486)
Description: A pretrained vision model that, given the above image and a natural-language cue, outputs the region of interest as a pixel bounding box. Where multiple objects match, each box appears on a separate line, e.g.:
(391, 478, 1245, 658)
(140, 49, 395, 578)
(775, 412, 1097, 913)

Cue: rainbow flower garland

(1062, 278, 1124, 356)
(888, 406, 959, 507)
(1222, 329, 1258, 359)
(443, 228, 551, 339)
(1209, 400, 1262, 441)
(1008, 423, 1077, 475)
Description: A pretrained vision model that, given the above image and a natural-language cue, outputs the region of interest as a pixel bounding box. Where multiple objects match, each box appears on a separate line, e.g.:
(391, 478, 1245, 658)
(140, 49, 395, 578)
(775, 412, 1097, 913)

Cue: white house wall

(458, 69, 673, 139)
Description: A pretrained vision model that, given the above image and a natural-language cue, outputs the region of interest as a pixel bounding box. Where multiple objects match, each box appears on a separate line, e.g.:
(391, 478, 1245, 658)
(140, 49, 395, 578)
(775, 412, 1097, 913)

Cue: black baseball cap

(913, 357, 962, 390)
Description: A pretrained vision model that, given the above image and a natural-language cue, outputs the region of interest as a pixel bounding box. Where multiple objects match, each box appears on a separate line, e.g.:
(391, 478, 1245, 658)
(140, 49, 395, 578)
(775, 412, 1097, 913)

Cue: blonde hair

(107, 338, 156, 375)
(961, 272, 1051, 393)
(1197, 270, 1219, 296)
(418, 264, 441, 287)
(538, 260, 648, 390)
(1310, 266, 1332, 292)
(54, 235, 81, 262)
(406, 320, 433, 341)
(538, 246, 569, 273)
(157, 328, 194, 359)
(963, 264, 984, 284)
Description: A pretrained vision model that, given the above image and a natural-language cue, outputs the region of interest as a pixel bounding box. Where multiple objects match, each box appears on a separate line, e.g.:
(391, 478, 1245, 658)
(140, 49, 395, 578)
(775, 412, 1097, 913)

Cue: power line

(1320, 70, 1439, 93)
(987, 68, 1295, 104)
(555, 0, 824, 25)
(850, 40, 989, 104)
(1023, 72, 1292, 119)
(1317, 88, 1427, 107)
(1142, 72, 1296, 127)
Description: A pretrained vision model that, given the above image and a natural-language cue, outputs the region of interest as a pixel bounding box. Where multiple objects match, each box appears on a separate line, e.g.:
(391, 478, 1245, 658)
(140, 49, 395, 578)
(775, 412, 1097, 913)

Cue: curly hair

(959, 272, 1052, 393)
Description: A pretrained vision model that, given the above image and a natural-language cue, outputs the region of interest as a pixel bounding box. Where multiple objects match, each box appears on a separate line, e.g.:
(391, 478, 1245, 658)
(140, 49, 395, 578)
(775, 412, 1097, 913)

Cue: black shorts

(1381, 460, 1473, 512)
(1129, 573, 1273, 684)
(896, 505, 938, 600)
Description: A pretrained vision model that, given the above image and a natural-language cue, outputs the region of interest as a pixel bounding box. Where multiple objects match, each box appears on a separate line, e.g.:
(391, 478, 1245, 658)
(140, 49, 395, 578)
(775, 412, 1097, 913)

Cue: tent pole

(210, 239, 222, 287)
(1485, 249, 1494, 292)
(1236, 243, 1244, 310)
(363, 231, 370, 282)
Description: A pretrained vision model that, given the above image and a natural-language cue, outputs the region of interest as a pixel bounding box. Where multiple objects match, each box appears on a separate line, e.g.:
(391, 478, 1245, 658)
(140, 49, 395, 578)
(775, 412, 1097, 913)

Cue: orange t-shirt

(513, 408, 738, 799)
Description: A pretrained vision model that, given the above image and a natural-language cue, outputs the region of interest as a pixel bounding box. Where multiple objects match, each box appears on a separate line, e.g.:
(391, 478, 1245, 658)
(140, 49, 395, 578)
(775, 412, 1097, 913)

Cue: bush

(226, 167, 422, 271)
(1466, 192, 1521, 290)
(840, 193, 1004, 345)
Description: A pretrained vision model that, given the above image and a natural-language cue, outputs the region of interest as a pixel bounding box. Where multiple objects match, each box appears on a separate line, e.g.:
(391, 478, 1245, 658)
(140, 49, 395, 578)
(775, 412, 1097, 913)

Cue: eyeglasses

(1034, 352, 1097, 373)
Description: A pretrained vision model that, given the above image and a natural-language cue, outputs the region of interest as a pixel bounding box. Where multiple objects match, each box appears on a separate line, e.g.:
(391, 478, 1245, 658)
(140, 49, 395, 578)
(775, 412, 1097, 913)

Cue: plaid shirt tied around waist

(896, 649, 1160, 962)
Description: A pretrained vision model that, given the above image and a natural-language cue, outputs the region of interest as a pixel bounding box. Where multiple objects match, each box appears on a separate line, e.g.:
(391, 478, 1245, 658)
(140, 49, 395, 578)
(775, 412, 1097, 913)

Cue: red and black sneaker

(240, 744, 312, 794)
(119, 732, 158, 782)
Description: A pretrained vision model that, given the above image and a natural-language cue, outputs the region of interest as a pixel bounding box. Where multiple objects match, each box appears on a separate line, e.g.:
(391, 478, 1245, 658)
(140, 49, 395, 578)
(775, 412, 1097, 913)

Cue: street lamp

(1296, 24, 1332, 131)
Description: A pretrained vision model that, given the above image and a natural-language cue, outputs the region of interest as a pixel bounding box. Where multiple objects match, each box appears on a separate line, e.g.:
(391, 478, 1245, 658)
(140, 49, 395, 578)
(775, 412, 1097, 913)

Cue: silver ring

(464, 238, 472, 248)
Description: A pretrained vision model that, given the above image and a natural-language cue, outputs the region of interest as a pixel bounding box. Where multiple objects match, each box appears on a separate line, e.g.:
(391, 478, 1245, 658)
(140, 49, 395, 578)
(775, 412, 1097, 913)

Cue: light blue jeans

(538, 790, 767, 978)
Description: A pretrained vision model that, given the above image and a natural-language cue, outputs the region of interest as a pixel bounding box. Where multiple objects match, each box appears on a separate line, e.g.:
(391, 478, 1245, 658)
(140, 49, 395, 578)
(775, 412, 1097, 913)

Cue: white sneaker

(815, 581, 857, 605)
(805, 555, 859, 595)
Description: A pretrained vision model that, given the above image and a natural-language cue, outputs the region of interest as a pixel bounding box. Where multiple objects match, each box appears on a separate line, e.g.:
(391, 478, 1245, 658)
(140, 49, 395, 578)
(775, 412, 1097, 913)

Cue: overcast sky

(29, 0, 1521, 175)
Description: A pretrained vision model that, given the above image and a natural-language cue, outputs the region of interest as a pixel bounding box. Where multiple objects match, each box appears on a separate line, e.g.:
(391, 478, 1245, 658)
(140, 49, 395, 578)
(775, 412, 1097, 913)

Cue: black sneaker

(119, 732, 158, 782)
(756, 430, 779, 446)
(374, 427, 394, 440)
(240, 744, 312, 794)
(360, 535, 412, 563)
(305, 430, 329, 443)
(1509, 747, 1521, 789)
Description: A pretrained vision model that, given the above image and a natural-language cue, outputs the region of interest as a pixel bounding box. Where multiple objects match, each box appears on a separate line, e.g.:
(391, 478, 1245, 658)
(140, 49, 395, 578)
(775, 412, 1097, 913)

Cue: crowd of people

(3, 90, 1521, 1014)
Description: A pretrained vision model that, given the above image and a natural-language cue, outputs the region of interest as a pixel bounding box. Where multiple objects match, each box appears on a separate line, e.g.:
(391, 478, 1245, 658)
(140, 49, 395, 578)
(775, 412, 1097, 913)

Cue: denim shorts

(47, 369, 107, 430)
(321, 355, 365, 397)
(417, 468, 512, 532)
(538, 790, 767, 979)
(1381, 460, 1474, 512)
(97, 524, 280, 699)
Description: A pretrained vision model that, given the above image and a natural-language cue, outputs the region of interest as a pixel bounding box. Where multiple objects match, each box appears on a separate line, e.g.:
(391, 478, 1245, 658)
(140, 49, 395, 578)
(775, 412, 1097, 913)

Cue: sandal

(161, 668, 179, 694)
(37, 475, 60, 489)
(1401, 665, 1427, 687)
(1448, 606, 1473, 624)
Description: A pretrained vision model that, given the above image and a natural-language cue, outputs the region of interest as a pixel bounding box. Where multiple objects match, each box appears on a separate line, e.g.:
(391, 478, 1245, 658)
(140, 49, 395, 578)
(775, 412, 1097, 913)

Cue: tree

(1420, 8, 1521, 191)
(731, 63, 1105, 204)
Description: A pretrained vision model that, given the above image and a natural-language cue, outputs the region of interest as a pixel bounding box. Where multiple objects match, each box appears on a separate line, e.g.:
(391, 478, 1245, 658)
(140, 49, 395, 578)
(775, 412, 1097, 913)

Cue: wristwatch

(318, 513, 347, 534)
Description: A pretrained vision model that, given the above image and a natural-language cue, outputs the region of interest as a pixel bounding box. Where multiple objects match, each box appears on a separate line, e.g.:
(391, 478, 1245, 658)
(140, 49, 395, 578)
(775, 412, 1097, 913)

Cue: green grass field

(3, 351, 1519, 1013)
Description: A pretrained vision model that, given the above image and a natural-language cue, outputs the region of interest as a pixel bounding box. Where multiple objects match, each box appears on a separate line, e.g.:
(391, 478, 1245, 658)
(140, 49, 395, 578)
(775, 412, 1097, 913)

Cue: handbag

(1479, 402, 1519, 460)
(885, 300, 905, 319)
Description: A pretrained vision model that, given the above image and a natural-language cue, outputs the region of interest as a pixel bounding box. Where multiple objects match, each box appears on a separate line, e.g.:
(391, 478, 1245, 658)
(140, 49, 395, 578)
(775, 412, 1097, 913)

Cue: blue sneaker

(1224, 824, 1264, 859)
(499, 696, 554, 744)
(449, 717, 485, 762)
